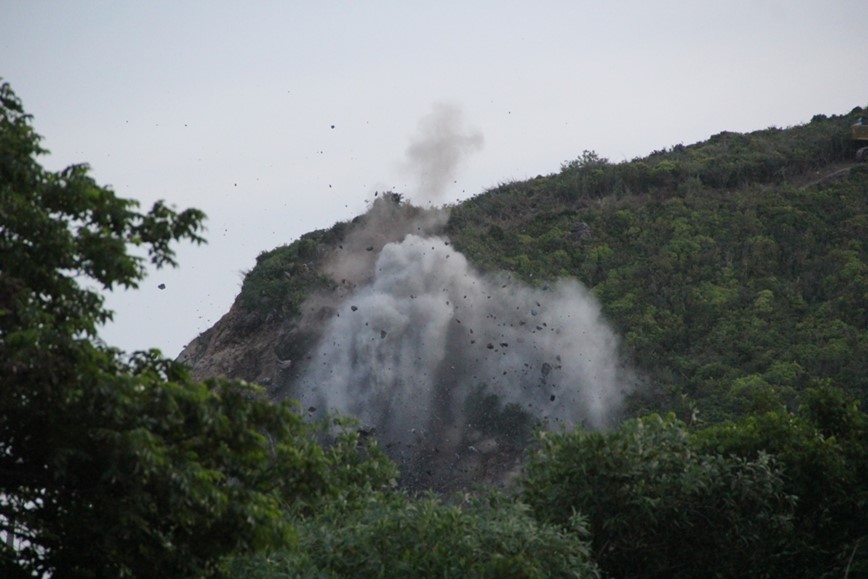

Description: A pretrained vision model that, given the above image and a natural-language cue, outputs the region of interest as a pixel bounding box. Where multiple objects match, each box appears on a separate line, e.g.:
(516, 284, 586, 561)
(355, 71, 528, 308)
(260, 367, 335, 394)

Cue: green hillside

(241, 108, 868, 424)
(6, 74, 867, 577)
(225, 111, 868, 576)
(449, 112, 867, 422)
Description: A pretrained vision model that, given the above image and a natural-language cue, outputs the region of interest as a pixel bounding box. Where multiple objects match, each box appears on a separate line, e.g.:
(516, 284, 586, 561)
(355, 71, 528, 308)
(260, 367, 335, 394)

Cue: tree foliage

(520, 384, 868, 578)
(522, 414, 796, 578)
(0, 81, 395, 577)
(227, 491, 599, 578)
(696, 385, 868, 576)
(448, 109, 868, 421)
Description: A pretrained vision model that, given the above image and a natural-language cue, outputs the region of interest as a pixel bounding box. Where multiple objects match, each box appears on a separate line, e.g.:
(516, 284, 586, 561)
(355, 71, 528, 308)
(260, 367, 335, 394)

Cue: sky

(2, 1, 866, 357)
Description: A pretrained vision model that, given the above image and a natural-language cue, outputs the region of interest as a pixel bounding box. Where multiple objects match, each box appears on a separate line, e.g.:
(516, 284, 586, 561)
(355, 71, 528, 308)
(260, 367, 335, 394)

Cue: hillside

(7, 69, 868, 577)
(179, 107, 867, 490)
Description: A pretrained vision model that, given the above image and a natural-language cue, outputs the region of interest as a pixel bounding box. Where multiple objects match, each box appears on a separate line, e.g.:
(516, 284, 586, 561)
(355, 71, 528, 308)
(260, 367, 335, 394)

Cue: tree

(696, 390, 868, 577)
(0, 81, 393, 577)
(522, 415, 796, 578)
(227, 491, 599, 578)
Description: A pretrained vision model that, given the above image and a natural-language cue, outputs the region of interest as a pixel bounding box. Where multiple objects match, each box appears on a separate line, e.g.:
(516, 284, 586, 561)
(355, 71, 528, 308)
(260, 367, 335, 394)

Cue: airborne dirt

(288, 196, 636, 491)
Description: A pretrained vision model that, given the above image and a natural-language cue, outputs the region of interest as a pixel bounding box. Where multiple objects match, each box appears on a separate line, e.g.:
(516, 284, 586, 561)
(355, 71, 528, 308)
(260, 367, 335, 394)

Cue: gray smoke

(402, 103, 484, 202)
(288, 107, 630, 489)
(323, 193, 448, 289)
(296, 222, 635, 488)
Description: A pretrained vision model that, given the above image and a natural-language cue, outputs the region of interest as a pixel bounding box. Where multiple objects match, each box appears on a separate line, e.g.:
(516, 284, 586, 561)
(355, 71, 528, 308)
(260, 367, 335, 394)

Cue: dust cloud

(289, 105, 632, 489)
(296, 221, 635, 488)
(401, 102, 484, 203)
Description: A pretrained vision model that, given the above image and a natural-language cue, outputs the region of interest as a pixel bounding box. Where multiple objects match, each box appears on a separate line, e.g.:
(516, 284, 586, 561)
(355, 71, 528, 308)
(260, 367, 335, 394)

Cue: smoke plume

(295, 213, 635, 489)
(402, 102, 484, 203)
(285, 107, 632, 490)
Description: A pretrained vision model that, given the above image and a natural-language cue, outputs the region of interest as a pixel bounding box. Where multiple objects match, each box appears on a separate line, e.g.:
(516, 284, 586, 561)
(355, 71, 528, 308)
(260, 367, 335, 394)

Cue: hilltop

(177, 106, 867, 495)
(182, 107, 866, 414)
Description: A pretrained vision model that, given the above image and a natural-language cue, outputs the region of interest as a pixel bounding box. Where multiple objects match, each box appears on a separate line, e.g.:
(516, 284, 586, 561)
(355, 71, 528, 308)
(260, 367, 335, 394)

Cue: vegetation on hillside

(239, 228, 337, 318)
(235, 106, 867, 424)
(3, 79, 866, 577)
(448, 108, 867, 422)
(238, 191, 422, 322)
(229, 492, 599, 578)
(523, 389, 868, 577)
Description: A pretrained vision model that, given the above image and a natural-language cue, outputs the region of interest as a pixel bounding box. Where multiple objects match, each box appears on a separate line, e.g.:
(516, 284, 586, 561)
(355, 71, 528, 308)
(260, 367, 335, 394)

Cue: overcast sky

(2, 1, 866, 356)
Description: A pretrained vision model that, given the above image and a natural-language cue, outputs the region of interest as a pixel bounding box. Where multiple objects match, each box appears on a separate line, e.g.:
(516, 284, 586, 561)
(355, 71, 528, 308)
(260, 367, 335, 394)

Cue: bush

(522, 415, 795, 578)
(227, 492, 599, 578)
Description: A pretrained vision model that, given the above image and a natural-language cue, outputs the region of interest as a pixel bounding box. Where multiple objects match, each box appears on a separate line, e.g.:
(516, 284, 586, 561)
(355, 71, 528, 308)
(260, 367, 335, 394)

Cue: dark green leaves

(522, 415, 796, 578)
(0, 80, 391, 577)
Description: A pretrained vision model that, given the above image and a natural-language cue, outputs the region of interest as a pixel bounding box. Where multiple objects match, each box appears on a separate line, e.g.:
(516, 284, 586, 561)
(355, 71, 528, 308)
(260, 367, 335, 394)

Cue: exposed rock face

(177, 303, 282, 389)
(178, 300, 334, 404)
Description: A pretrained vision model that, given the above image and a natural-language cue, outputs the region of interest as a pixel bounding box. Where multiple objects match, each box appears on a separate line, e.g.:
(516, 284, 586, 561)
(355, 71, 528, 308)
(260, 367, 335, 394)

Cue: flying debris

(271, 108, 635, 489)
(294, 230, 635, 490)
